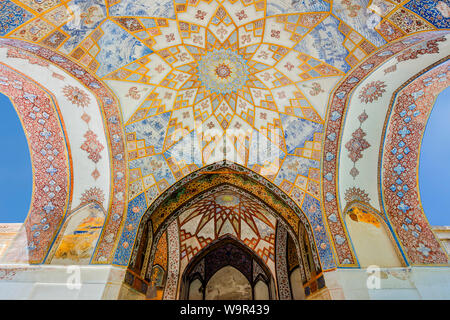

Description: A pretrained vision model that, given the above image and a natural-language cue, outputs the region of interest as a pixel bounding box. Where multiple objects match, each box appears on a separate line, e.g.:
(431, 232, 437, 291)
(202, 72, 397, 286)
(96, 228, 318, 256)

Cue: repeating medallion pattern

(162, 220, 180, 300)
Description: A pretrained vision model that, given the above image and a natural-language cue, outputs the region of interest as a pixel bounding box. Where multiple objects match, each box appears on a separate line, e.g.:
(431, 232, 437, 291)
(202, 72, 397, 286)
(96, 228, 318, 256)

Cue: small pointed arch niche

(179, 236, 276, 300)
(46, 201, 106, 264)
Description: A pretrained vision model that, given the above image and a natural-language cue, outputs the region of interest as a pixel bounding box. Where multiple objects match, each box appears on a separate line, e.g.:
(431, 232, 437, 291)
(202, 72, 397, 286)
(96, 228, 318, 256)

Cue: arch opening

(179, 237, 274, 300)
(205, 266, 252, 300)
(419, 87, 450, 226)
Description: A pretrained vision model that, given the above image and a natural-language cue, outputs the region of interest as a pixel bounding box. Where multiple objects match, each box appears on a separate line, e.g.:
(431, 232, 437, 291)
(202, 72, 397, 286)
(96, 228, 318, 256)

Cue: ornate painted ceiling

(0, 0, 449, 271)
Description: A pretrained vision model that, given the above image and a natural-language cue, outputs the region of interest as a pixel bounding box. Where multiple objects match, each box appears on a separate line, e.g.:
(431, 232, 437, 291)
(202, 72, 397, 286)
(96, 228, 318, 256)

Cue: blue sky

(0, 93, 32, 223)
(419, 87, 450, 226)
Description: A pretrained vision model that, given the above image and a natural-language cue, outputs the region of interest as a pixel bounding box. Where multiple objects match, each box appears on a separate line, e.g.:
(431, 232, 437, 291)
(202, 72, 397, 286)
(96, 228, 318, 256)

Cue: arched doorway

(179, 237, 275, 300)
(122, 162, 325, 300)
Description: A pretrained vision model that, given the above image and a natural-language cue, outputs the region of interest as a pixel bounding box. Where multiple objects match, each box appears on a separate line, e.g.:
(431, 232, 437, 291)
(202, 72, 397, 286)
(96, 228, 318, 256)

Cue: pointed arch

(343, 201, 407, 268)
(128, 161, 322, 274)
(179, 235, 275, 300)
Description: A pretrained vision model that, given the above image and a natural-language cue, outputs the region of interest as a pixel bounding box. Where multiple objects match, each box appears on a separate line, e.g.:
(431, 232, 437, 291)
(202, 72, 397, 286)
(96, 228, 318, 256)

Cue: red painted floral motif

(162, 221, 180, 300)
(6, 48, 49, 67)
(81, 130, 104, 163)
(195, 10, 206, 20)
(359, 80, 387, 104)
(342, 0, 361, 17)
(62, 85, 90, 108)
(80, 187, 106, 206)
(125, 86, 142, 100)
(309, 82, 324, 96)
(344, 187, 371, 204)
(345, 128, 371, 163)
(235, 10, 247, 21)
(397, 36, 446, 63)
(275, 226, 291, 299)
(345, 110, 370, 178)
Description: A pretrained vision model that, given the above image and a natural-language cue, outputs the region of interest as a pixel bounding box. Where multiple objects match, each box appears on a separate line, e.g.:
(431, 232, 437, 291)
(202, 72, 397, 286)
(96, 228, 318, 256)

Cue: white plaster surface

(323, 267, 450, 300)
(0, 265, 125, 300)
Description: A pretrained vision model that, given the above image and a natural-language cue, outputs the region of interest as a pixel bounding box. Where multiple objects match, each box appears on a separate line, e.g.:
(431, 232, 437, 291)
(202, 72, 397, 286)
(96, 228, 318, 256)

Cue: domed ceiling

(179, 191, 276, 249)
(0, 0, 449, 269)
(177, 189, 277, 273)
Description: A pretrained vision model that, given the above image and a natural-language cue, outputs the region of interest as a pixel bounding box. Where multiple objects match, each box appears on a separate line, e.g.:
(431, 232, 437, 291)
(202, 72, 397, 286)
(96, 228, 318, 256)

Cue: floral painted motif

(80, 187, 106, 206)
(359, 81, 387, 104)
(62, 80, 107, 181)
(341, 0, 361, 17)
(81, 130, 104, 164)
(6, 48, 49, 67)
(309, 82, 324, 96)
(396, 36, 446, 63)
(345, 111, 370, 178)
(62, 85, 91, 108)
(197, 48, 249, 95)
(345, 128, 370, 163)
(344, 187, 371, 204)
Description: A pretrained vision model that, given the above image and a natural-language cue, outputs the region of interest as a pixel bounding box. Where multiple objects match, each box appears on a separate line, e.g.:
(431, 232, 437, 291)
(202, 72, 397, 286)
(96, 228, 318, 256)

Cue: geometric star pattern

(178, 190, 276, 264)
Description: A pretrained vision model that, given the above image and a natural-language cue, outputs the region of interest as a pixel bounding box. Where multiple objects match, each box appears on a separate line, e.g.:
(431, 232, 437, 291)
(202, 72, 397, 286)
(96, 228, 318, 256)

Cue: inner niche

(182, 240, 273, 300)
(205, 266, 252, 300)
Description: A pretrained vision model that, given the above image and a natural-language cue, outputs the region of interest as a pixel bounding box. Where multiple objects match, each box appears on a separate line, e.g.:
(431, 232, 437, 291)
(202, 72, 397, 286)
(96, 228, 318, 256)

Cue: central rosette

(197, 48, 249, 94)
